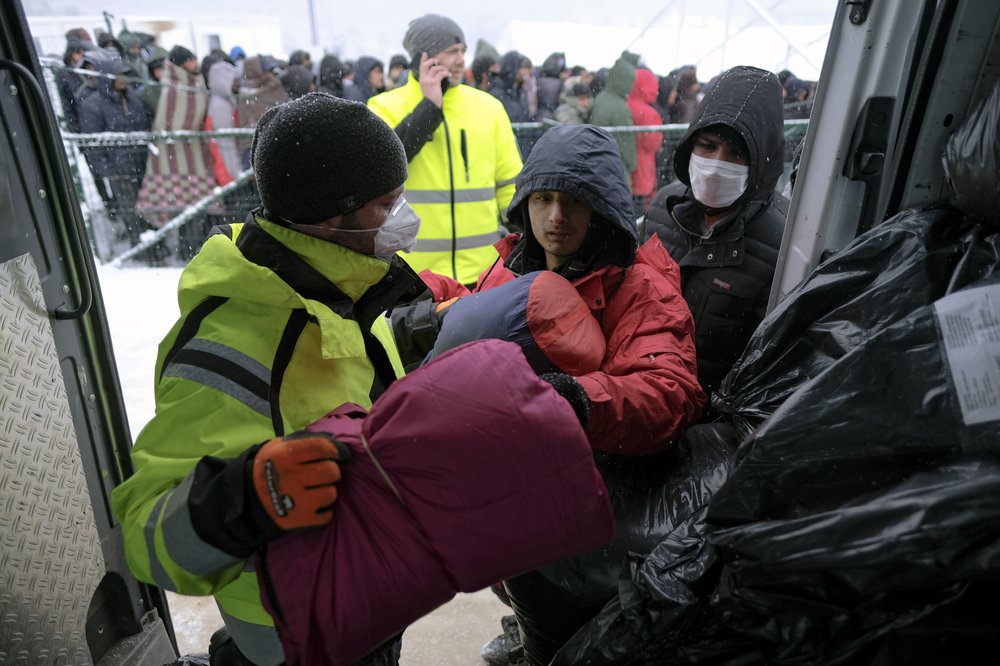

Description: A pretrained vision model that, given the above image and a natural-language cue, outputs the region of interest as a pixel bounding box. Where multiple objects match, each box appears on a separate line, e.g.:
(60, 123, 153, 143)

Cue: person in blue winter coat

(78, 57, 153, 245)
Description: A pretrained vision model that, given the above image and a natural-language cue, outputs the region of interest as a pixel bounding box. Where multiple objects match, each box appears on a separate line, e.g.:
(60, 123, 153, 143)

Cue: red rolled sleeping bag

(257, 339, 615, 665)
(424, 270, 606, 374)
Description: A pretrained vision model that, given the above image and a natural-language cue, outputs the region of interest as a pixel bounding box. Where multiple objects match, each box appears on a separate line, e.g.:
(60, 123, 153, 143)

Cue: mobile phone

(411, 53, 452, 92)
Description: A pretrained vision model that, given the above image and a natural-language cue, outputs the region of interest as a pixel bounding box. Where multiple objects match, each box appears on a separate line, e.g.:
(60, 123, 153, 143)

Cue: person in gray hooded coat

(207, 60, 243, 179)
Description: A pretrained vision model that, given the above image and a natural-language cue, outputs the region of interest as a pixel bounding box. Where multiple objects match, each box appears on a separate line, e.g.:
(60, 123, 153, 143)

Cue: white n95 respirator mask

(335, 195, 422, 260)
(688, 153, 749, 209)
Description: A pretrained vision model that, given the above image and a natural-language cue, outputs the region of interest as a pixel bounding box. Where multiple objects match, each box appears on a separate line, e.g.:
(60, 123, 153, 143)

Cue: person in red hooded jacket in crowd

(627, 67, 665, 214)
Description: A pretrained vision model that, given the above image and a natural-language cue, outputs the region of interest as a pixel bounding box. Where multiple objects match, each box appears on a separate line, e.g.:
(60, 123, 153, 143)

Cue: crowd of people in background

(52, 23, 816, 263)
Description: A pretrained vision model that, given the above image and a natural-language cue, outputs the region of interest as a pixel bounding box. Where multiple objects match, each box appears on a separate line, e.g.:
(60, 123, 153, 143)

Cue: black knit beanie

(251, 93, 407, 225)
(403, 14, 465, 60)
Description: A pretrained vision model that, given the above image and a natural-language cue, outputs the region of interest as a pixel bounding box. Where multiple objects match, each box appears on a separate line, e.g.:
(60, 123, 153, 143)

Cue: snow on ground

(94, 262, 508, 663)
(94, 264, 183, 436)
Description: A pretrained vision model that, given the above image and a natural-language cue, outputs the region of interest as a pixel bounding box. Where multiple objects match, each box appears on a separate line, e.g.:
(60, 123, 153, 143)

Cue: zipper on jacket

(460, 129, 470, 182)
(443, 118, 458, 280)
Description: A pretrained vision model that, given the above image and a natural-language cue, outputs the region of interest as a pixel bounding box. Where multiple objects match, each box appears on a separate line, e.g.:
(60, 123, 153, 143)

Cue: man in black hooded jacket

(643, 65, 787, 401)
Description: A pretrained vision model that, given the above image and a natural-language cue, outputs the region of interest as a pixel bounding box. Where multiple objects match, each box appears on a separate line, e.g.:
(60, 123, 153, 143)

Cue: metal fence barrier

(41, 57, 809, 265)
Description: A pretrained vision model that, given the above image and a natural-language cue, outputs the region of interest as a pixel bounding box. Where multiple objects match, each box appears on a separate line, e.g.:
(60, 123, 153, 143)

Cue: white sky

(26, 0, 838, 80)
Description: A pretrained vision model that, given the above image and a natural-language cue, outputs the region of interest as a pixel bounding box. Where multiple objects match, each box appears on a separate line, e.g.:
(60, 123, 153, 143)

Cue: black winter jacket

(77, 60, 151, 179)
(643, 65, 786, 396)
(489, 51, 532, 123)
(342, 56, 384, 103)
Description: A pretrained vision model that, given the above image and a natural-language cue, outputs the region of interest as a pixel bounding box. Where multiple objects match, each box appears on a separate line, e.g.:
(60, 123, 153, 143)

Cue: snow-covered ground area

(94, 262, 507, 663)
(95, 264, 181, 436)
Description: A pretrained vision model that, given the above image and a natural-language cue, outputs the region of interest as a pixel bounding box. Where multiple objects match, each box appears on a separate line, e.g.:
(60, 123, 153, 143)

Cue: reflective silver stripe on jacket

(162, 338, 271, 417)
(160, 471, 244, 575)
(144, 492, 176, 591)
(496, 177, 517, 188)
(411, 231, 501, 253)
(405, 187, 496, 204)
(220, 606, 285, 666)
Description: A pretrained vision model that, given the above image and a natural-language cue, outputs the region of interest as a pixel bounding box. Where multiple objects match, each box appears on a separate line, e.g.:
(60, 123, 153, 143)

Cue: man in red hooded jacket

(401, 122, 705, 456)
(470, 123, 703, 454)
(394, 122, 704, 664)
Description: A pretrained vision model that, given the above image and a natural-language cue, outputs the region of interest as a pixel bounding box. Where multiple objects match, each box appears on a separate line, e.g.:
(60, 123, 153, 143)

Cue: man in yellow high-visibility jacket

(111, 94, 422, 665)
(370, 14, 523, 287)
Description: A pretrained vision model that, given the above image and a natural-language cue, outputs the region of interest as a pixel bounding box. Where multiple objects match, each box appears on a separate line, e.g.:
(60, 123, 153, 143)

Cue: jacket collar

(245, 217, 425, 330)
(666, 197, 751, 268)
(184, 215, 424, 360)
(492, 234, 616, 312)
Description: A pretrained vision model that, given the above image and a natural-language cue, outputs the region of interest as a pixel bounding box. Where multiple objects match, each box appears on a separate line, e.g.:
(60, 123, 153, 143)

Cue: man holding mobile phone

(369, 14, 523, 288)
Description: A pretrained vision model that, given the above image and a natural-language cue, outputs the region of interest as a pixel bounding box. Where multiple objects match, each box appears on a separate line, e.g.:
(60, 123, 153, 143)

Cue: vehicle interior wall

(887, 0, 1000, 217)
(0, 1, 176, 663)
(771, 0, 1000, 307)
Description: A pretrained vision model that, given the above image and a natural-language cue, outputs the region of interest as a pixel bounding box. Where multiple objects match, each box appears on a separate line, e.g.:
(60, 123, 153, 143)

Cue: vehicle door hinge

(845, 96, 895, 235)
(845, 0, 873, 25)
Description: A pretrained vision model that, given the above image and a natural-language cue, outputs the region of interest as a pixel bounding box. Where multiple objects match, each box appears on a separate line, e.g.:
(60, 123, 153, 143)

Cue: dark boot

(481, 614, 525, 665)
(208, 627, 256, 665)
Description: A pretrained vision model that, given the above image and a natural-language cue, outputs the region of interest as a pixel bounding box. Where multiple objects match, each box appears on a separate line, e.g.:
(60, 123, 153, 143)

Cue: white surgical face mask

(687, 153, 749, 209)
(335, 195, 422, 260)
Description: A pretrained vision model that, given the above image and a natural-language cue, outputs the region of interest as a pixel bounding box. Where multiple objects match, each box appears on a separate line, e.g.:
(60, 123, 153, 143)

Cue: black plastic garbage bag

(504, 423, 739, 665)
(713, 210, 1000, 438)
(550, 81, 1000, 664)
(711, 276, 1000, 523)
(556, 465, 1000, 665)
(942, 71, 1000, 223)
(554, 275, 1000, 664)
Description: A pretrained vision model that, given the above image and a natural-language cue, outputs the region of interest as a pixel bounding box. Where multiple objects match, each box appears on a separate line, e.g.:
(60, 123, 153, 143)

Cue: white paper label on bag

(934, 284, 1000, 425)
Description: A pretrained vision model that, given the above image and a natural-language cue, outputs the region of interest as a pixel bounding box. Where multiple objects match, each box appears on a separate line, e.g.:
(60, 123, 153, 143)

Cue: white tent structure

(25, 0, 836, 81)
(498, 0, 836, 80)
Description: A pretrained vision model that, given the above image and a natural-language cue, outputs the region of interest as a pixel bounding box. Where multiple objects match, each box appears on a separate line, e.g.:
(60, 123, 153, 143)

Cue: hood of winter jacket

(63, 37, 95, 65)
(319, 55, 346, 91)
(181, 217, 395, 321)
(673, 65, 785, 207)
(507, 124, 638, 251)
(241, 55, 265, 83)
(629, 68, 659, 105)
(474, 38, 501, 62)
(117, 30, 141, 50)
(280, 65, 314, 100)
(353, 56, 384, 97)
(604, 52, 637, 99)
(496, 50, 523, 91)
(207, 60, 239, 99)
(540, 52, 565, 78)
(92, 57, 133, 97)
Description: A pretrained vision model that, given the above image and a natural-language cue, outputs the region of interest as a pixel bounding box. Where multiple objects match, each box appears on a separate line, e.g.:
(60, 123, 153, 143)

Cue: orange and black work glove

(187, 431, 352, 558)
(252, 431, 352, 531)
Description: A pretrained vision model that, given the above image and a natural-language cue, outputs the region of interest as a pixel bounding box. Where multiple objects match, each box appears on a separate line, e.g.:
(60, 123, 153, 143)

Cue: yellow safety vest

(370, 78, 522, 285)
(111, 218, 415, 648)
